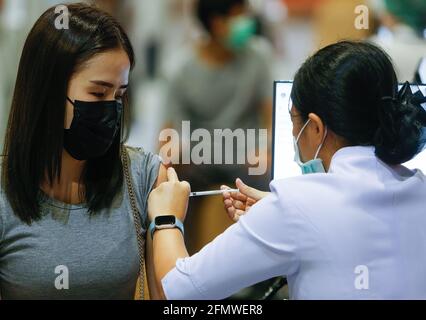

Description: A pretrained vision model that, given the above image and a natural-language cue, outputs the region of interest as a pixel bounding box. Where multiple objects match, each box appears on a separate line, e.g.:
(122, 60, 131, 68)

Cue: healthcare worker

(148, 41, 426, 300)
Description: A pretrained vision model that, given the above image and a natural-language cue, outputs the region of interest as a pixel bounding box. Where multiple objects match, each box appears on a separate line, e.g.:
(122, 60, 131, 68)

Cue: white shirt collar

(328, 145, 419, 180)
(328, 146, 379, 175)
(329, 146, 375, 165)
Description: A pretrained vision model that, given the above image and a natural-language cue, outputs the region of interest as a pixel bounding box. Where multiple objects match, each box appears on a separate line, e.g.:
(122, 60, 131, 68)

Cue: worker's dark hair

(291, 41, 426, 165)
(196, 0, 246, 33)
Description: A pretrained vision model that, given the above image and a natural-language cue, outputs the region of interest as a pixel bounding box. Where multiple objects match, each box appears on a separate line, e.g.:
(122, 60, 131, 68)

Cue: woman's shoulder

(124, 145, 163, 198)
(0, 156, 8, 240)
(0, 155, 5, 195)
(0, 156, 12, 206)
(125, 145, 162, 171)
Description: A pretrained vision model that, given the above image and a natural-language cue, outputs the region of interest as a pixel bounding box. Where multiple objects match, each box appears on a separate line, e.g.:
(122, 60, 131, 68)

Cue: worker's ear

(307, 113, 326, 147)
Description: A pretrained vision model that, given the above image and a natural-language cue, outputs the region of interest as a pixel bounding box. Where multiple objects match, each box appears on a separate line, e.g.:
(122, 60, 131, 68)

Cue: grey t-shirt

(167, 38, 273, 131)
(0, 147, 161, 300)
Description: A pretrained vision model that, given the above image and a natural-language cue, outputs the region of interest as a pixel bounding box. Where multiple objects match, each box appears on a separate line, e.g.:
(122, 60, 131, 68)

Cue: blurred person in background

(164, 0, 272, 249)
(163, 0, 274, 299)
(370, 0, 426, 82)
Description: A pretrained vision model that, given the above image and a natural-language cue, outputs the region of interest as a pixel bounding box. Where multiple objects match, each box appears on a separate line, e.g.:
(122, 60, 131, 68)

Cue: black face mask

(64, 98, 123, 161)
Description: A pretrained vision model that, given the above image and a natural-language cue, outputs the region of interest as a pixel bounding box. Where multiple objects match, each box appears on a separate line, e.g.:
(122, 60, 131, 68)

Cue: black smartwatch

(148, 215, 184, 239)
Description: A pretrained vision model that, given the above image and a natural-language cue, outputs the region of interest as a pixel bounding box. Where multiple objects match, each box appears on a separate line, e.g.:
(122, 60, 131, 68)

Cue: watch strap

(149, 216, 184, 239)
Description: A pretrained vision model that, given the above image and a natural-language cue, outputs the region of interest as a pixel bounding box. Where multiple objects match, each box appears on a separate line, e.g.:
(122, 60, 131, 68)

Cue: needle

(189, 189, 239, 197)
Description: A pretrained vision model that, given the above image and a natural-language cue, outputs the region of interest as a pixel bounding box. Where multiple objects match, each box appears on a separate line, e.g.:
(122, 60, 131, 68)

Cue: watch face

(155, 215, 176, 226)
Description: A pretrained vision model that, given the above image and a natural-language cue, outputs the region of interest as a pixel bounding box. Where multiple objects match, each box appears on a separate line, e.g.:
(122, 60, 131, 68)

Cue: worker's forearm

(152, 228, 189, 294)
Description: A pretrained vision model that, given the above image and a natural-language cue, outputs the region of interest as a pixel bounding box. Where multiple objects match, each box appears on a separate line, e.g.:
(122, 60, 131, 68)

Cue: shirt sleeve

(0, 204, 4, 242)
(139, 150, 162, 204)
(127, 147, 162, 227)
(0, 171, 5, 243)
(161, 182, 315, 300)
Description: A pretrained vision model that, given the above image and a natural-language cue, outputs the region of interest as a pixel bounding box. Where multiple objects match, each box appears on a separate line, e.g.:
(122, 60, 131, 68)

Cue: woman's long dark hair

(1, 3, 135, 224)
(291, 41, 426, 165)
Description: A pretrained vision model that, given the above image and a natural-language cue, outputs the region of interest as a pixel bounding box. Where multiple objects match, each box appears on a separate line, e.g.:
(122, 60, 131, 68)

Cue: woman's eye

(91, 92, 105, 98)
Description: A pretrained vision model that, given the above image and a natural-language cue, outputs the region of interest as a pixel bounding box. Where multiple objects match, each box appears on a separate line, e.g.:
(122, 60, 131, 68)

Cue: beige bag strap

(121, 147, 145, 300)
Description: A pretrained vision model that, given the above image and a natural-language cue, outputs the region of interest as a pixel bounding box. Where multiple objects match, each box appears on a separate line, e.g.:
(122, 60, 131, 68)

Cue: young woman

(0, 3, 166, 299)
(148, 41, 426, 299)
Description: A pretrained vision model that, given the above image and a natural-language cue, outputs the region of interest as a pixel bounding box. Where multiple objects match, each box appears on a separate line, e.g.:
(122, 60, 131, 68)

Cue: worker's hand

(221, 178, 270, 222)
(148, 167, 191, 222)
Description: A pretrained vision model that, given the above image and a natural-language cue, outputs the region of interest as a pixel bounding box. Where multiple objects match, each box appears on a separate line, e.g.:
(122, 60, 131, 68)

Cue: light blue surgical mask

(293, 119, 328, 175)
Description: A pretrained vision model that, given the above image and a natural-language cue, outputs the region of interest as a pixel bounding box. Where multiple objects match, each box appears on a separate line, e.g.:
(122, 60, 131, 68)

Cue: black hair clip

(382, 81, 426, 108)
(397, 81, 426, 106)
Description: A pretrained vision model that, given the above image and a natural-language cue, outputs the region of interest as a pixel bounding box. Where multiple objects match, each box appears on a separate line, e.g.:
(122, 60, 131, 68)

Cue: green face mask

(385, 0, 426, 34)
(225, 16, 256, 51)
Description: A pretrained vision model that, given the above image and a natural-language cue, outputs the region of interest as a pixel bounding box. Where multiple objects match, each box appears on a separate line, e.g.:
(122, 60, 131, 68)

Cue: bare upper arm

(145, 163, 169, 300)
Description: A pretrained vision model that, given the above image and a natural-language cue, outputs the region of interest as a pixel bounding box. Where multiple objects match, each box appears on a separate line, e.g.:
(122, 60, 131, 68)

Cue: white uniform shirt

(162, 146, 426, 299)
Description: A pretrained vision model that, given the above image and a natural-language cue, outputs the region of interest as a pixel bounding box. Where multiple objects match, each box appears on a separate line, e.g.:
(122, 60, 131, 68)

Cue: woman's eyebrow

(90, 80, 128, 89)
